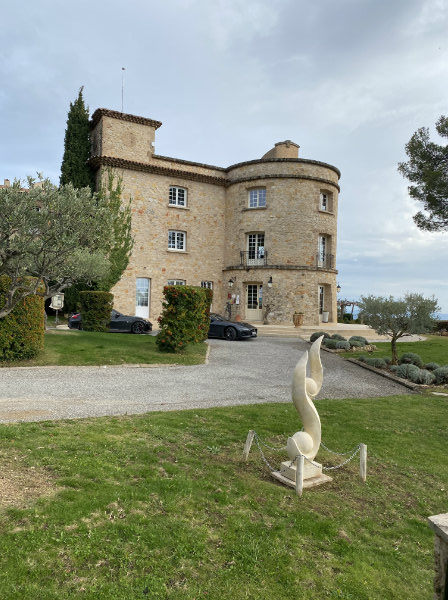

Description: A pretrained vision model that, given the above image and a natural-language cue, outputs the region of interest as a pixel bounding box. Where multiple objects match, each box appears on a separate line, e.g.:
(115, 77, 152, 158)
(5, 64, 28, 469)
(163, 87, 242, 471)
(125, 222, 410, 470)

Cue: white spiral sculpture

(286, 335, 324, 462)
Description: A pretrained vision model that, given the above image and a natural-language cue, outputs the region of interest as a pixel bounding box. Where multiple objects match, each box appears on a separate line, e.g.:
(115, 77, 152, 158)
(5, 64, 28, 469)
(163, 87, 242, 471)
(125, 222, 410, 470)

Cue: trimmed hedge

(0, 276, 45, 361)
(79, 291, 114, 332)
(157, 286, 212, 352)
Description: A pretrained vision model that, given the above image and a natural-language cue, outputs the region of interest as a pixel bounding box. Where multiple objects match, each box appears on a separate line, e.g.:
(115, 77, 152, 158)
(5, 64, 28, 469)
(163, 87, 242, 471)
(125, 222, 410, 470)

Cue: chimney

(261, 140, 300, 160)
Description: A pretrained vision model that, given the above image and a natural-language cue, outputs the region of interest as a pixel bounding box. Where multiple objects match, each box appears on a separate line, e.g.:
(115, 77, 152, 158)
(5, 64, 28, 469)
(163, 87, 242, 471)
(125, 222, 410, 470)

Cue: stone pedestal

(272, 459, 332, 489)
(428, 513, 448, 599)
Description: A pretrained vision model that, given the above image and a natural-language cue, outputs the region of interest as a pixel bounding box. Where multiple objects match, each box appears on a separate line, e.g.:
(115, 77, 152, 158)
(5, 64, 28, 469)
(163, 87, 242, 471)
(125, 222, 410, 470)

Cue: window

(320, 192, 328, 211)
(318, 285, 324, 314)
(319, 190, 333, 211)
(167, 280, 185, 286)
(168, 230, 186, 251)
(248, 188, 266, 208)
(317, 235, 333, 268)
(169, 186, 187, 207)
(201, 281, 213, 309)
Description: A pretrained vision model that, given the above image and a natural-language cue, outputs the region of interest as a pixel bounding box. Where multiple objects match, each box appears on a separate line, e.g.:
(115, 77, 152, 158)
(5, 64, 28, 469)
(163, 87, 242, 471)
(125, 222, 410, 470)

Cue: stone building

(89, 108, 340, 326)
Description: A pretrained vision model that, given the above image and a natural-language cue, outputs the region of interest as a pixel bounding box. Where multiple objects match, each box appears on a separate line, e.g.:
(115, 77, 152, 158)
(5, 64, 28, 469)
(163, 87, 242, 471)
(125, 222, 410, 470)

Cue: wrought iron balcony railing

(316, 253, 335, 269)
(240, 250, 268, 267)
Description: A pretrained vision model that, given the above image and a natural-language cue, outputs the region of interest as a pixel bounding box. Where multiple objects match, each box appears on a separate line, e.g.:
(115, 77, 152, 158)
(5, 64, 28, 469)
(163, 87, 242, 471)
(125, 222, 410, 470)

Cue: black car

(68, 309, 152, 334)
(208, 313, 257, 341)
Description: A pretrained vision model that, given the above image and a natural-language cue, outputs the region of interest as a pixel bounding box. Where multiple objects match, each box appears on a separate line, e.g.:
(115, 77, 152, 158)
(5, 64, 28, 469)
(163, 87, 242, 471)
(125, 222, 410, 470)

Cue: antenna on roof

(121, 67, 125, 113)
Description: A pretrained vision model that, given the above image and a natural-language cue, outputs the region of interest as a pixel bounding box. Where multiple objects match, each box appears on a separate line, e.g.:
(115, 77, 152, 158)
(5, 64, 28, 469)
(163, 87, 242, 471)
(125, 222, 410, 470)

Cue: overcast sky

(2, 0, 448, 312)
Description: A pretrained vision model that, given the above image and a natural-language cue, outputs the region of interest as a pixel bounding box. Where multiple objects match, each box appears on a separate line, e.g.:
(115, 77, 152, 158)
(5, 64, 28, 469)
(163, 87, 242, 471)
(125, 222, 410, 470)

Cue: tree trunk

(391, 336, 399, 365)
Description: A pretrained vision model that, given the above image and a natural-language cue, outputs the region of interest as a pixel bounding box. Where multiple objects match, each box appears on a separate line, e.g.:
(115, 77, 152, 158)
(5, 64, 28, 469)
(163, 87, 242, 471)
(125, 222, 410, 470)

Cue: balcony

(316, 253, 335, 269)
(240, 250, 268, 267)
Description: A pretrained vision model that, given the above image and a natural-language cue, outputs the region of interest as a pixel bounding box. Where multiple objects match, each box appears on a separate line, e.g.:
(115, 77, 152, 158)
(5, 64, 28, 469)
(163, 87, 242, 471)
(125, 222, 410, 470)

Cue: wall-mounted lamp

(336, 284, 341, 294)
(228, 278, 235, 288)
(267, 276, 273, 288)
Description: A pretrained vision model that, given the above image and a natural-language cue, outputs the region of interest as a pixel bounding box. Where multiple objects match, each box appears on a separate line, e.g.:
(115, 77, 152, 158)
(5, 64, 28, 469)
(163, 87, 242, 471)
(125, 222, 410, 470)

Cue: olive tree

(358, 293, 440, 364)
(0, 178, 119, 319)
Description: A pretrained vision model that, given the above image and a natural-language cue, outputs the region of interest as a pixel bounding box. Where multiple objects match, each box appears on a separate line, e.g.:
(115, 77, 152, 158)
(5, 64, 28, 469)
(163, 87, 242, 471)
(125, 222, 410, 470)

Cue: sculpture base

(272, 460, 332, 490)
(281, 459, 323, 480)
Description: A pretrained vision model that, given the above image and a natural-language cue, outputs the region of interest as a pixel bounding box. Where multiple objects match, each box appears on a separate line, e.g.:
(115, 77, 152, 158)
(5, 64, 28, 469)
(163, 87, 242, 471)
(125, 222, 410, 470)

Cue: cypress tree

(60, 87, 95, 191)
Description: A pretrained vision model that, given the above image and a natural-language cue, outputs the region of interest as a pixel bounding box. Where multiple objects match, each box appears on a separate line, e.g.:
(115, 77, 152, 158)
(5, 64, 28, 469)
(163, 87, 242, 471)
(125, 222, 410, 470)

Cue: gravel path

(0, 337, 410, 423)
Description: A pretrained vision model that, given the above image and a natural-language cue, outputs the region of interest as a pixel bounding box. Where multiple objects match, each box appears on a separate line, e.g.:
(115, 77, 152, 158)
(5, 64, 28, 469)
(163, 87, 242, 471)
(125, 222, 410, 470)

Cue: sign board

(50, 294, 64, 310)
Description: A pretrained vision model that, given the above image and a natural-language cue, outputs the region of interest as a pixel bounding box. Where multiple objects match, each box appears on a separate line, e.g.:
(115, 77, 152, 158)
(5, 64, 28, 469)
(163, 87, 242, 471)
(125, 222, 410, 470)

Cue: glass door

(247, 234, 265, 266)
(246, 283, 263, 321)
(135, 278, 150, 318)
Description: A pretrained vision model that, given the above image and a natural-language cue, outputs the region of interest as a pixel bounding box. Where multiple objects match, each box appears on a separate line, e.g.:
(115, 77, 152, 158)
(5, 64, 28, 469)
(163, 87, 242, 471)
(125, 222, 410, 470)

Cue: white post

(295, 454, 304, 497)
(360, 444, 367, 482)
(243, 430, 255, 461)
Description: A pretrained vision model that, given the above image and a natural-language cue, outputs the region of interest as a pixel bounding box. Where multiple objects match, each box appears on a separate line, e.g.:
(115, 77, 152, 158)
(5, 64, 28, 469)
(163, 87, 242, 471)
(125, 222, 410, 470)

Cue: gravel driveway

(0, 337, 410, 423)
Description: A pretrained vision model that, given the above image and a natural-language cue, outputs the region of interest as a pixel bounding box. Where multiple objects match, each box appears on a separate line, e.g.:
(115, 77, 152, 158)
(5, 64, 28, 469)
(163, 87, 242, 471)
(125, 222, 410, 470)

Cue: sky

(1, 0, 448, 312)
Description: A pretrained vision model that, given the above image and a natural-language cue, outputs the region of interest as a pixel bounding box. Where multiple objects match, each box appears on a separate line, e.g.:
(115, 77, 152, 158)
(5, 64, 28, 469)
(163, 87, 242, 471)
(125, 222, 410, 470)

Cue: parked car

(68, 309, 152, 334)
(208, 313, 257, 341)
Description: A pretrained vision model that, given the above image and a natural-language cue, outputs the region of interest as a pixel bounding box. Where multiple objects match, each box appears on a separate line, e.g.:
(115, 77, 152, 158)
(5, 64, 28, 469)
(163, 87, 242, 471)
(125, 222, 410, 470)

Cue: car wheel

(131, 321, 145, 334)
(224, 327, 237, 341)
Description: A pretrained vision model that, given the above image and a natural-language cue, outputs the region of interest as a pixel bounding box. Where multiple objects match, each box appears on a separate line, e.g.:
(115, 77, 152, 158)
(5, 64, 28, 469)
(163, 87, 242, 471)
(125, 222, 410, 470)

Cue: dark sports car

(208, 313, 257, 341)
(68, 309, 152, 334)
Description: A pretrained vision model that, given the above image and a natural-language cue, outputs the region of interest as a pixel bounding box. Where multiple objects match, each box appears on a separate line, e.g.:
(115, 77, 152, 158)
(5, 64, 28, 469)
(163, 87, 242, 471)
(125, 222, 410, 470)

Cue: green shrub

(349, 336, 368, 347)
(357, 355, 367, 362)
(342, 313, 353, 323)
(0, 276, 45, 361)
(433, 366, 448, 385)
(434, 320, 448, 332)
(331, 334, 346, 341)
(424, 362, 440, 371)
(396, 363, 421, 381)
(399, 352, 423, 367)
(418, 369, 436, 385)
(310, 331, 330, 343)
(349, 339, 364, 348)
(365, 357, 387, 369)
(336, 340, 350, 350)
(157, 286, 212, 352)
(323, 338, 338, 349)
(79, 291, 114, 332)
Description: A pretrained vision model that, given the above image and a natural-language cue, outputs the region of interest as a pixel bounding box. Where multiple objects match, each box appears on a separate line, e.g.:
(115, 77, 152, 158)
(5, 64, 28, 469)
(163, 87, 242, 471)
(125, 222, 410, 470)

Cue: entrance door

(246, 283, 263, 321)
(135, 278, 150, 318)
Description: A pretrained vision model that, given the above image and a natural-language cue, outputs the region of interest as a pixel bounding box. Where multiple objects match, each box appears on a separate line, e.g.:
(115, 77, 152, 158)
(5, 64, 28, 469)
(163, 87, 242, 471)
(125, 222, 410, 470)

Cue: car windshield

(210, 313, 226, 322)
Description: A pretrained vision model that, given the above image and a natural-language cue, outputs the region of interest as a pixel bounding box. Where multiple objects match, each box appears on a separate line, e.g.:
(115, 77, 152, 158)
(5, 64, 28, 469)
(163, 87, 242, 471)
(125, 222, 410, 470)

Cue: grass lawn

(0, 330, 208, 367)
(345, 335, 448, 366)
(0, 395, 446, 599)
